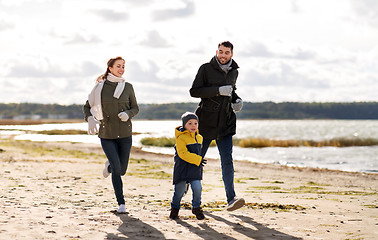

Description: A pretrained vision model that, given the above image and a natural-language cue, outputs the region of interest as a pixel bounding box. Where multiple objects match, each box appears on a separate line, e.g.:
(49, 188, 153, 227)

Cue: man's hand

(219, 85, 233, 96)
(232, 98, 243, 112)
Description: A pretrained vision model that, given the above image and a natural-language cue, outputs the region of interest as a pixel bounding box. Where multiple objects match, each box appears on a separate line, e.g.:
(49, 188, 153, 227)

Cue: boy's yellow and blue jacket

(173, 126, 203, 185)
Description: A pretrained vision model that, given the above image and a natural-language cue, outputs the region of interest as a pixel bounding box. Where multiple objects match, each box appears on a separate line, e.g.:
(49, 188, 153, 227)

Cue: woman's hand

(118, 112, 129, 122)
(88, 116, 100, 135)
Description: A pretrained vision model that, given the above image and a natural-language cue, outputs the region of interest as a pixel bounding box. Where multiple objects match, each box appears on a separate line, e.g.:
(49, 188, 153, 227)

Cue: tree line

(0, 102, 377, 120)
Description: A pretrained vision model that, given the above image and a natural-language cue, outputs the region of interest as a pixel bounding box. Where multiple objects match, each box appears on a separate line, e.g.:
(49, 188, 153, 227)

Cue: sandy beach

(0, 139, 377, 239)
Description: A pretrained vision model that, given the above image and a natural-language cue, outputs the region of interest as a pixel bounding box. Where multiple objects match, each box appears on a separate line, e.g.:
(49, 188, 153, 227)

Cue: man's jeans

(171, 180, 202, 209)
(100, 136, 132, 205)
(202, 134, 235, 203)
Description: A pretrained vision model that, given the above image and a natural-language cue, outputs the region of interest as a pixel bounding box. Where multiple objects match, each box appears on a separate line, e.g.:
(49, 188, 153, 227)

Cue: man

(190, 41, 245, 211)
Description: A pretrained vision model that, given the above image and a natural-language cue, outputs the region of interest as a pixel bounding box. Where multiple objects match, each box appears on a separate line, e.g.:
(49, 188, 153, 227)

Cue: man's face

(216, 45, 233, 64)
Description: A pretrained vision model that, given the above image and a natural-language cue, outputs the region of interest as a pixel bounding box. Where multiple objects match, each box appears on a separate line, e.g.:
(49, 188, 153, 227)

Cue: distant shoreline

(0, 119, 84, 125)
(1, 102, 378, 120)
(1, 118, 377, 126)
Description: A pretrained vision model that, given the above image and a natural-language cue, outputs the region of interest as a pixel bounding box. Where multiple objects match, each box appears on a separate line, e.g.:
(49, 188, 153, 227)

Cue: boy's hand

(200, 159, 207, 167)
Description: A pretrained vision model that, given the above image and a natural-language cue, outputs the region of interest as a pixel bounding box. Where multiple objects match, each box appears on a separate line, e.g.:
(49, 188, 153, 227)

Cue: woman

(83, 56, 139, 213)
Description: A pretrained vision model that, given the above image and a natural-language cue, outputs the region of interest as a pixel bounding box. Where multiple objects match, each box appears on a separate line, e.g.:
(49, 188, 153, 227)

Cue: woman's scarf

(88, 73, 125, 120)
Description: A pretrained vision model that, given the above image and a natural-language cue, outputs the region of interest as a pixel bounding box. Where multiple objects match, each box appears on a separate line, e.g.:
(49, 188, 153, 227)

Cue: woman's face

(109, 59, 125, 77)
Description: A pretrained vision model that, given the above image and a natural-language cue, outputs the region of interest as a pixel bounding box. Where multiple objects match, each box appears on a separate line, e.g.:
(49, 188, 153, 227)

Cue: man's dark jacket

(190, 56, 241, 140)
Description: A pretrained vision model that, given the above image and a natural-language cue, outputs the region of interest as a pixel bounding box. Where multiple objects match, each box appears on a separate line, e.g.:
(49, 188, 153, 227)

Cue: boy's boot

(169, 208, 179, 219)
(192, 207, 205, 220)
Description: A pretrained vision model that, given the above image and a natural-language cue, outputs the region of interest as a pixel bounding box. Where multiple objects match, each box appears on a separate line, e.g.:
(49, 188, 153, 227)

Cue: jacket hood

(175, 126, 199, 138)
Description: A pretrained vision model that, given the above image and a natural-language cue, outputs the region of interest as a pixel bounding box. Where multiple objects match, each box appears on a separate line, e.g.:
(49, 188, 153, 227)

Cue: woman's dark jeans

(100, 136, 132, 205)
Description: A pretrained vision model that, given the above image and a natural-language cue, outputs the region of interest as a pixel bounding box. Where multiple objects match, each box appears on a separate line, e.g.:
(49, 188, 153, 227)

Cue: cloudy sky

(0, 0, 377, 105)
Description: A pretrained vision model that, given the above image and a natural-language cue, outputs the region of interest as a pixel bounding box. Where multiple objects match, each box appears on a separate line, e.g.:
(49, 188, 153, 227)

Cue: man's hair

(218, 41, 233, 52)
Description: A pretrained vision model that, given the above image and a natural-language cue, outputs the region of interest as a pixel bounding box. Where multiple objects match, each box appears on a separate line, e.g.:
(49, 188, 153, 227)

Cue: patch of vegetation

(37, 129, 87, 135)
(306, 181, 330, 186)
(0, 140, 104, 160)
(238, 137, 378, 148)
(235, 177, 258, 183)
(245, 202, 306, 211)
(362, 204, 377, 208)
(293, 186, 326, 192)
(129, 158, 149, 164)
(140, 137, 217, 147)
(291, 186, 376, 196)
(262, 180, 284, 184)
(128, 170, 171, 180)
(128, 159, 172, 180)
(140, 137, 176, 147)
(248, 186, 282, 190)
(140, 136, 378, 148)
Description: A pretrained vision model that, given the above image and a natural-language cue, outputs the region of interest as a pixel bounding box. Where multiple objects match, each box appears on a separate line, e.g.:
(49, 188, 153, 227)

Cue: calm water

(1, 120, 377, 173)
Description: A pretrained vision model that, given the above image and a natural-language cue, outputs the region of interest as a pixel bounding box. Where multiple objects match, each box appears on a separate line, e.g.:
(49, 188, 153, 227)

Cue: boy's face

(184, 119, 198, 133)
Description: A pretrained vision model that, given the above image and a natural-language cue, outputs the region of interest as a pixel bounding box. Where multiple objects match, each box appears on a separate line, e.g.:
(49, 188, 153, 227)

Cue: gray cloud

(114, 0, 154, 7)
(125, 60, 193, 103)
(127, 61, 159, 83)
(0, 19, 14, 31)
(6, 61, 101, 78)
(290, 0, 301, 13)
(91, 9, 129, 22)
(64, 34, 102, 45)
(244, 63, 328, 88)
(240, 41, 317, 61)
(239, 41, 275, 58)
(139, 30, 171, 48)
(152, 0, 195, 21)
(281, 48, 316, 60)
(81, 61, 103, 76)
(351, 0, 378, 27)
(127, 60, 191, 87)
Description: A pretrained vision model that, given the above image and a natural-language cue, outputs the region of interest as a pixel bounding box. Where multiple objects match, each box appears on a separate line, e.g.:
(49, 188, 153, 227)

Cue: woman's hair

(97, 56, 125, 82)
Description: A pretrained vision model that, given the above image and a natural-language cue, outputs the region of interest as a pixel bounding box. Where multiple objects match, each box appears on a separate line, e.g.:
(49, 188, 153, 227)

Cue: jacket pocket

(197, 99, 220, 127)
(118, 99, 130, 112)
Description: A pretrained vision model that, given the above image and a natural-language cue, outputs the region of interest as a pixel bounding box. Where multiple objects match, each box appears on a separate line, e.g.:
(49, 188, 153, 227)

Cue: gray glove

(118, 112, 129, 122)
(219, 85, 233, 96)
(232, 98, 243, 112)
(88, 116, 100, 135)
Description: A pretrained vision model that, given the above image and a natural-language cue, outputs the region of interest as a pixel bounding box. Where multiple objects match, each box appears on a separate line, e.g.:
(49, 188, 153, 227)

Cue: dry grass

(140, 136, 378, 148)
(37, 129, 87, 135)
(140, 137, 176, 147)
(238, 137, 378, 148)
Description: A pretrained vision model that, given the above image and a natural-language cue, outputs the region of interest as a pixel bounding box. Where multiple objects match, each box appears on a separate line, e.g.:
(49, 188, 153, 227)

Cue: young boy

(170, 112, 207, 220)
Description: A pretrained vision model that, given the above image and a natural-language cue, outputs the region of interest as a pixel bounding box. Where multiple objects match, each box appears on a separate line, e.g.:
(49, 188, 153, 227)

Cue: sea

(1, 119, 377, 173)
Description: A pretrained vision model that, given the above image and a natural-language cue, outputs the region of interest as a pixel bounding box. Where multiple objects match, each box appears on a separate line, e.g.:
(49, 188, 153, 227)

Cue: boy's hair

(181, 112, 198, 127)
